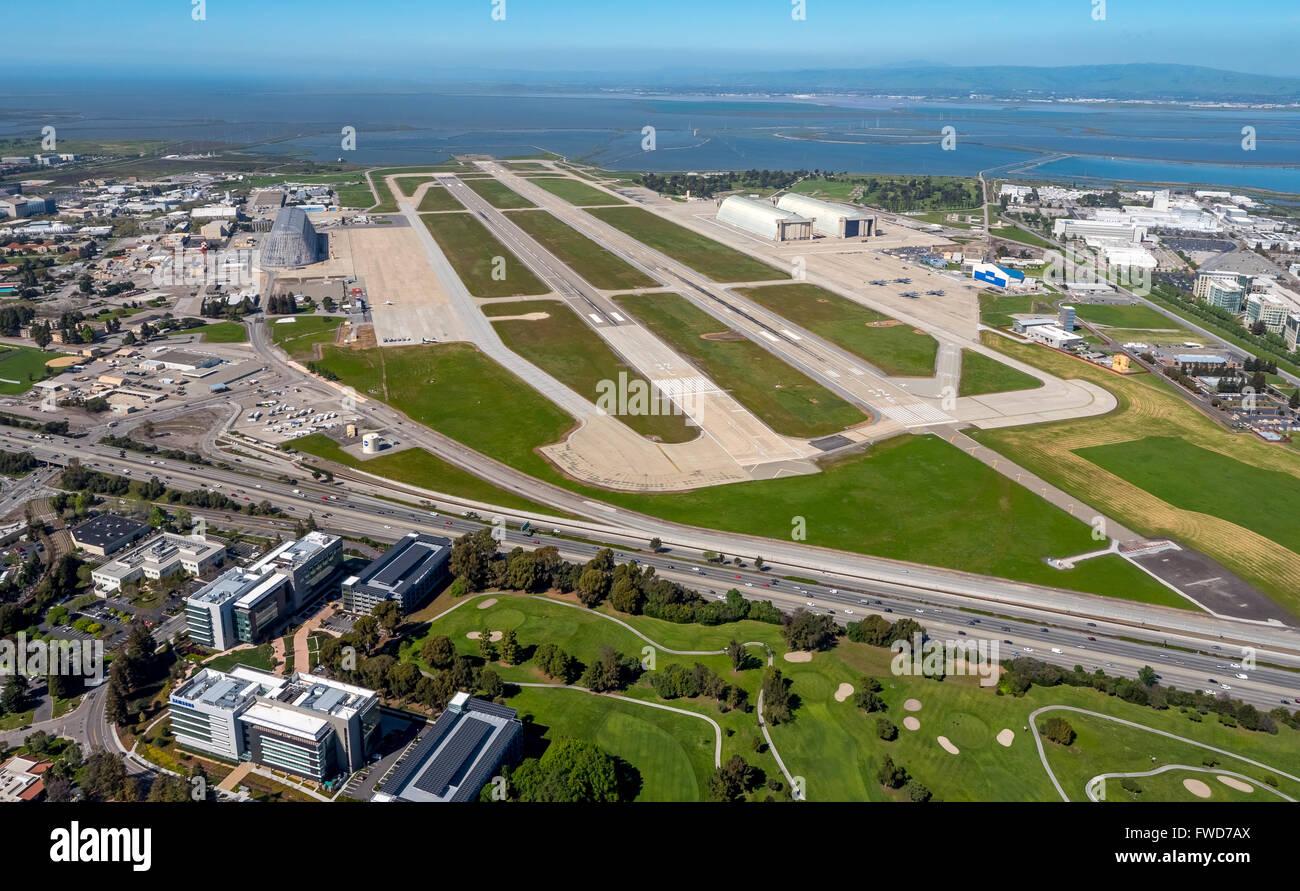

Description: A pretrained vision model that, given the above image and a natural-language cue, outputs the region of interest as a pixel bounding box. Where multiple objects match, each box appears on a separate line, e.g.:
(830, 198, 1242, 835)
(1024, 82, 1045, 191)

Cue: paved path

(1028, 704, 1300, 802)
(1084, 762, 1294, 802)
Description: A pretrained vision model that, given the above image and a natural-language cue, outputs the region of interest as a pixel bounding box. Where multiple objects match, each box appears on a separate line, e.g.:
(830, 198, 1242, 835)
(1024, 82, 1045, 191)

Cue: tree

(449, 528, 497, 589)
(576, 568, 610, 608)
(648, 537, 661, 553)
(905, 780, 932, 802)
(876, 755, 909, 789)
(753, 556, 764, 570)
(31, 321, 52, 348)
(1137, 665, 1158, 687)
(707, 755, 760, 801)
(725, 640, 748, 671)
(780, 609, 839, 652)
(353, 615, 379, 655)
(1041, 716, 1075, 746)
(761, 667, 793, 724)
(508, 739, 620, 802)
(478, 668, 504, 700)
(478, 631, 497, 662)
(371, 601, 402, 636)
(876, 717, 899, 741)
(498, 629, 519, 665)
(421, 634, 455, 669)
(854, 690, 887, 713)
(578, 646, 635, 693)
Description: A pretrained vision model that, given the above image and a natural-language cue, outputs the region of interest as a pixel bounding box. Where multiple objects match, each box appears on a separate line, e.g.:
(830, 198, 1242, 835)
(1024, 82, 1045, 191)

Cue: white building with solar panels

(775, 193, 875, 238)
(716, 195, 813, 241)
(260, 206, 326, 268)
(374, 692, 522, 802)
(168, 665, 380, 783)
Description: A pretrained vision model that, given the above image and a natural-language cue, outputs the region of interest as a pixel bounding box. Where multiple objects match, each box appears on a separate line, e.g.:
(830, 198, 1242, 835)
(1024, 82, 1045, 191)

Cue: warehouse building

(168, 665, 380, 783)
(260, 206, 326, 268)
(374, 693, 522, 803)
(1026, 324, 1083, 350)
(716, 195, 812, 242)
(91, 533, 226, 595)
(70, 514, 153, 558)
(341, 532, 452, 614)
(775, 193, 875, 238)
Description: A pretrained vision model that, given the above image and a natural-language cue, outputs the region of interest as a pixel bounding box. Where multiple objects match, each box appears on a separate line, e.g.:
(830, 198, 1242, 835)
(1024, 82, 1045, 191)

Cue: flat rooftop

(346, 533, 451, 598)
(70, 513, 151, 549)
(379, 694, 520, 803)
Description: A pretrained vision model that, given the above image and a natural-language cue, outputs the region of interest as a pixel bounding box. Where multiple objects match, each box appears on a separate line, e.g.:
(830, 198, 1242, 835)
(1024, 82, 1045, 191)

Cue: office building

(185, 566, 291, 651)
(168, 665, 380, 782)
(374, 693, 522, 802)
(248, 531, 341, 609)
(1058, 305, 1076, 331)
(70, 513, 153, 558)
(1206, 279, 1246, 313)
(1285, 314, 1300, 352)
(342, 532, 452, 614)
(0, 757, 52, 802)
(716, 195, 813, 241)
(91, 533, 226, 595)
(1246, 293, 1293, 334)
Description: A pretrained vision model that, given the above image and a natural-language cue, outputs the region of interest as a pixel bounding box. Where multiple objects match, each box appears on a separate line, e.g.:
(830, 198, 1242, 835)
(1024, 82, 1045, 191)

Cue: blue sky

(14, 0, 1300, 78)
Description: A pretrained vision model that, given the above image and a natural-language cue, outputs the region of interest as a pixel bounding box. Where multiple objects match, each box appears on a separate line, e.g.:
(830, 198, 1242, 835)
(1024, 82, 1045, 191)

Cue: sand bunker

(476, 598, 498, 610)
(937, 736, 960, 755)
(996, 729, 1015, 747)
(1217, 775, 1254, 793)
(903, 716, 920, 731)
(833, 683, 854, 702)
(466, 631, 504, 642)
(903, 698, 923, 712)
(1183, 778, 1213, 799)
(783, 651, 813, 663)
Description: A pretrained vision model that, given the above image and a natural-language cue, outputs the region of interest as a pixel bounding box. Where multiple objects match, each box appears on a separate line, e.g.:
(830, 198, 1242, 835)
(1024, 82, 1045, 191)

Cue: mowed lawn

(420, 213, 548, 298)
(528, 176, 626, 206)
(269, 316, 341, 360)
(509, 210, 655, 290)
(486, 300, 697, 443)
(290, 433, 565, 517)
(971, 331, 1300, 613)
(1076, 435, 1300, 554)
(1075, 303, 1183, 330)
(588, 206, 787, 283)
(463, 177, 535, 209)
(737, 283, 939, 377)
(416, 185, 464, 212)
(614, 292, 867, 438)
(0, 346, 56, 393)
(315, 341, 574, 476)
(192, 322, 249, 343)
(402, 594, 782, 800)
(979, 291, 1057, 329)
(959, 349, 1042, 397)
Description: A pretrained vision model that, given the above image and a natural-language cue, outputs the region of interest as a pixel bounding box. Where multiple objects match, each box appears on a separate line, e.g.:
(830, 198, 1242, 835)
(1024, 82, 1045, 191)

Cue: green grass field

(394, 176, 437, 198)
(416, 185, 464, 212)
(364, 166, 463, 212)
(991, 218, 1050, 247)
(508, 210, 656, 290)
(336, 185, 376, 208)
(959, 349, 1043, 397)
(419, 213, 548, 298)
(206, 644, 274, 673)
(1076, 436, 1300, 554)
(1075, 303, 1183, 330)
(315, 342, 575, 477)
(528, 176, 627, 206)
(613, 292, 867, 438)
(312, 341, 1181, 604)
(269, 316, 342, 360)
(737, 283, 939, 377)
(0, 346, 55, 394)
(486, 300, 696, 443)
(189, 322, 249, 343)
(587, 206, 787, 283)
(463, 177, 535, 209)
(290, 433, 566, 516)
(978, 291, 1057, 329)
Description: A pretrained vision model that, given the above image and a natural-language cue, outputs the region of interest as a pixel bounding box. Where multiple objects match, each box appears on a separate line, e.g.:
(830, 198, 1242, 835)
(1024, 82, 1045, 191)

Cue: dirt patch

(912, 328, 927, 335)
(466, 631, 504, 642)
(782, 650, 813, 663)
(903, 716, 920, 731)
(477, 597, 498, 610)
(996, 728, 1015, 747)
(903, 698, 923, 712)
(864, 319, 904, 328)
(1183, 778, 1213, 799)
(833, 682, 854, 702)
(1217, 775, 1253, 793)
(701, 330, 748, 341)
(937, 736, 960, 755)
(349, 323, 378, 350)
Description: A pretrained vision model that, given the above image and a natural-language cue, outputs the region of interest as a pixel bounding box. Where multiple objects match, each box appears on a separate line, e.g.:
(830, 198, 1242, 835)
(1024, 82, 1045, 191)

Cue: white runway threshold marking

(588, 313, 604, 324)
(780, 329, 801, 340)
(760, 331, 779, 342)
(610, 312, 625, 322)
(879, 403, 956, 428)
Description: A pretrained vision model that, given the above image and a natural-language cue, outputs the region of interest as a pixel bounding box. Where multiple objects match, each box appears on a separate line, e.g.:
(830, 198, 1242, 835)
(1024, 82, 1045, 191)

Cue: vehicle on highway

(844, 609, 854, 615)
(806, 601, 814, 606)
(1236, 673, 1248, 679)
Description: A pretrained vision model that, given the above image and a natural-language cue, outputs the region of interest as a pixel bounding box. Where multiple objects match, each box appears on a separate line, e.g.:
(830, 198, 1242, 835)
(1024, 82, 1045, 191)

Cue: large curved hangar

(261, 206, 326, 268)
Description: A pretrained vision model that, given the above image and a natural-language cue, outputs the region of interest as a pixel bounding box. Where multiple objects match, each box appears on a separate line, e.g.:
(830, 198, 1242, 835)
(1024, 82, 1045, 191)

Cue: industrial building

(342, 532, 452, 614)
(1012, 317, 1057, 335)
(260, 206, 326, 268)
(1025, 324, 1084, 350)
(775, 193, 874, 238)
(91, 533, 226, 595)
(70, 514, 153, 558)
(716, 195, 812, 242)
(374, 693, 523, 803)
(168, 665, 380, 783)
(971, 262, 1025, 289)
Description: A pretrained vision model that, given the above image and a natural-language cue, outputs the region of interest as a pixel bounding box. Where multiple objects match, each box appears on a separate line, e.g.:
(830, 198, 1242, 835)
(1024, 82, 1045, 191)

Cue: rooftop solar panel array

(380, 714, 458, 795)
(412, 718, 492, 798)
